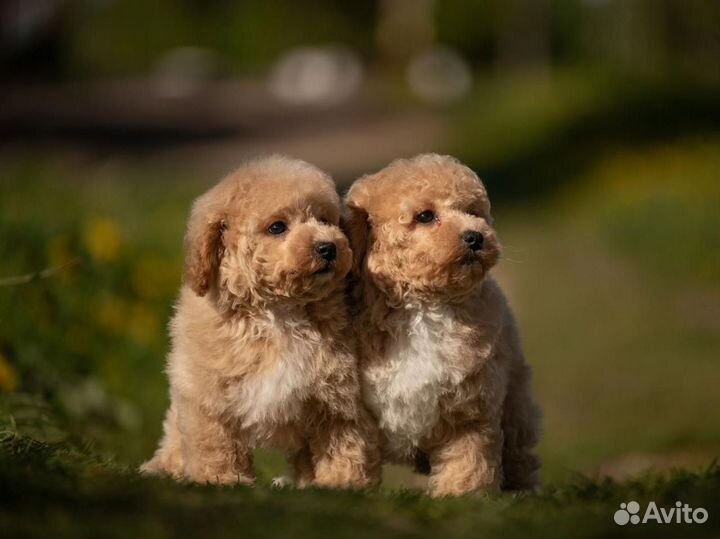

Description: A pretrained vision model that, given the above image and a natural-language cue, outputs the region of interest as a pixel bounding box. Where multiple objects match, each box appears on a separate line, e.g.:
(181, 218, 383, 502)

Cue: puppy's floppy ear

(342, 182, 371, 277)
(478, 182, 494, 226)
(469, 168, 493, 225)
(183, 196, 226, 296)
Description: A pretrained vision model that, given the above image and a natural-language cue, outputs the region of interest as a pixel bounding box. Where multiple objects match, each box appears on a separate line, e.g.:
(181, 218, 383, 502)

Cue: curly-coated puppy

(344, 154, 541, 497)
(142, 155, 380, 489)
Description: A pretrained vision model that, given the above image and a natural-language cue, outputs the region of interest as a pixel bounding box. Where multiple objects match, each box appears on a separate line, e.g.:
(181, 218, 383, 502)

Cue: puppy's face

(345, 155, 500, 302)
(185, 157, 351, 308)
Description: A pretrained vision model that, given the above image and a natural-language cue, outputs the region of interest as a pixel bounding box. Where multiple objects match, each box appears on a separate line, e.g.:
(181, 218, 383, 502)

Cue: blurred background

(1, 0, 719, 488)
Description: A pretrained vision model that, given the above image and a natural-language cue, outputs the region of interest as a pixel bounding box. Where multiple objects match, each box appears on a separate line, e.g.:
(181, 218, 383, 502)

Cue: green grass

(2, 430, 719, 539)
(1, 134, 719, 536)
(497, 139, 720, 481)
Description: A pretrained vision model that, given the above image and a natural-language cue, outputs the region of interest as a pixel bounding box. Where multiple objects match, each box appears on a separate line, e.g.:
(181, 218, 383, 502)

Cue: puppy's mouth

(312, 262, 335, 275)
(460, 252, 482, 266)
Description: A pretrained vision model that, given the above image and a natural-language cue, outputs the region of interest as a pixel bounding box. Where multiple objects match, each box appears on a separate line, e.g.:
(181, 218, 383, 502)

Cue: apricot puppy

(344, 154, 541, 497)
(142, 155, 379, 488)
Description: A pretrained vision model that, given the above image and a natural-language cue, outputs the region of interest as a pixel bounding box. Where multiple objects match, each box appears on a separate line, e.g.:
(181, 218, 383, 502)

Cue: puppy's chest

(225, 323, 321, 430)
(362, 309, 467, 452)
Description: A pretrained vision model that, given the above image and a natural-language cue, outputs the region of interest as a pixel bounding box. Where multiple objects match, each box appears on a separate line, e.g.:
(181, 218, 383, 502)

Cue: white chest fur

(234, 351, 312, 429)
(224, 317, 318, 430)
(362, 307, 466, 456)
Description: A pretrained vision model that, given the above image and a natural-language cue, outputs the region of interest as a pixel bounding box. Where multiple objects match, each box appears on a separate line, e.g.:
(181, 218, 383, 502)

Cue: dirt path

(0, 79, 451, 184)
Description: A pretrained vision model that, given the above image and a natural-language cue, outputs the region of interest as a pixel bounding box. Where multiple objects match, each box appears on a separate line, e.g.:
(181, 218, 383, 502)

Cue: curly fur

(344, 153, 541, 497)
(141, 155, 380, 489)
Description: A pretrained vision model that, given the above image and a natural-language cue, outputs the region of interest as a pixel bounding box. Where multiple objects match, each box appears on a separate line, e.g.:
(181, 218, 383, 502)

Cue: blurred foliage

(66, 0, 377, 76)
(0, 161, 199, 461)
(571, 140, 720, 286)
(4, 0, 719, 81)
(438, 0, 720, 73)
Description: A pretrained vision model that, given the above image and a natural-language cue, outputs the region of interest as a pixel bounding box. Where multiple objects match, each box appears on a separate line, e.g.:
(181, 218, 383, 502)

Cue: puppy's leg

(309, 417, 381, 489)
(291, 445, 316, 488)
(140, 403, 184, 477)
(272, 446, 315, 489)
(179, 401, 255, 485)
(428, 421, 503, 498)
(501, 364, 542, 491)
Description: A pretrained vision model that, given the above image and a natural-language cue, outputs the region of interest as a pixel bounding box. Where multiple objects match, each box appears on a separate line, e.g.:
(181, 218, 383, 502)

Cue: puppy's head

(344, 154, 499, 303)
(184, 156, 351, 309)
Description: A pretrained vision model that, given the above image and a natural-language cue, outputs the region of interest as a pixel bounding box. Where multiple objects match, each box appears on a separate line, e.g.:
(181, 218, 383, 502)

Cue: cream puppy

(344, 154, 541, 497)
(142, 155, 380, 489)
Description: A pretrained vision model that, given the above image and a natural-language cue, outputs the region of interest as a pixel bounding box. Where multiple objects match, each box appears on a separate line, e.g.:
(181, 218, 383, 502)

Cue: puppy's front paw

(271, 475, 295, 489)
(187, 469, 255, 486)
(139, 453, 184, 479)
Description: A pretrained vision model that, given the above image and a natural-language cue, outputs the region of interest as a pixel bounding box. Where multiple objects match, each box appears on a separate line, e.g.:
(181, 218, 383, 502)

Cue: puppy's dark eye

(267, 221, 287, 235)
(319, 217, 331, 226)
(415, 210, 436, 224)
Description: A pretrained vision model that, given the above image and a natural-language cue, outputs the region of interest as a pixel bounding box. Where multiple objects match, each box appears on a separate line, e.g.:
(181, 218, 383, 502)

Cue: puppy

(142, 155, 380, 489)
(344, 154, 541, 497)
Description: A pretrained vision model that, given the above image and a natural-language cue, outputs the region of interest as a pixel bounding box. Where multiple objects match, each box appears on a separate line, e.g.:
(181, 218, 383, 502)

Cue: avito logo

(614, 500, 708, 526)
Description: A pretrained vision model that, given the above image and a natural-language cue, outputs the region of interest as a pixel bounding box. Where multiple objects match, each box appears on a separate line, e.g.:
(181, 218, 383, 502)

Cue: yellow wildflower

(48, 234, 75, 268)
(83, 217, 123, 263)
(0, 354, 18, 392)
(96, 295, 130, 334)
(128, 303, 160, 345)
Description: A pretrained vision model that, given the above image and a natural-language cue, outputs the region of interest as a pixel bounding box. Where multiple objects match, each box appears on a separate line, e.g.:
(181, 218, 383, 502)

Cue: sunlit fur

(344, 154, 541, 497)
(142, 155, 380, 489)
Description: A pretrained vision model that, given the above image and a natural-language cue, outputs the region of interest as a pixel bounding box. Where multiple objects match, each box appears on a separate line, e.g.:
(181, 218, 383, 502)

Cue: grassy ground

(2, 430, 719, 539)
(1, 81, 719, 535)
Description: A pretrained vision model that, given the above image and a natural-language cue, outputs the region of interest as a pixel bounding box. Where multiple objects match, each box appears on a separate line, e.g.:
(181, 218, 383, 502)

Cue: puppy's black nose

(315, 241, 337, 261)
(461, 230, 484, 251)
